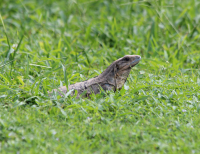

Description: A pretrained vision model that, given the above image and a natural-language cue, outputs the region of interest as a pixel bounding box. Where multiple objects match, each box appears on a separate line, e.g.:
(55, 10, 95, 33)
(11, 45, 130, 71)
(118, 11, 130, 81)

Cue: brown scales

(50, 55, 141, 98)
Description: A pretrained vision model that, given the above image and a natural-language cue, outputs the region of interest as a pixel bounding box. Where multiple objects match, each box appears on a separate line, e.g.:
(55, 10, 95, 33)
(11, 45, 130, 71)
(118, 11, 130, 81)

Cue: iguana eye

(124, 57, 129, 61)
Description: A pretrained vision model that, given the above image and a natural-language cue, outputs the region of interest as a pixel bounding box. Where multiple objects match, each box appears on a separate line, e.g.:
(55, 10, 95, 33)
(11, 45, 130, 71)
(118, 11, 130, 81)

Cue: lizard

(50, 55, 141, 98)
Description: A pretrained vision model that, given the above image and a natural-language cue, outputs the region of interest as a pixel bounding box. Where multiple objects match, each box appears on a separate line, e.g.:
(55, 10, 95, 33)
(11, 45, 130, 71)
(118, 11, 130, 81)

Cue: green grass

(0, 0, 200, 153)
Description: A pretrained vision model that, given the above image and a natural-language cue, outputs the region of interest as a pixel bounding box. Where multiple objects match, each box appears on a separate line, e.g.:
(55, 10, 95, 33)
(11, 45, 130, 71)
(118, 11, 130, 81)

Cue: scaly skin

(51, 55, 141, 98)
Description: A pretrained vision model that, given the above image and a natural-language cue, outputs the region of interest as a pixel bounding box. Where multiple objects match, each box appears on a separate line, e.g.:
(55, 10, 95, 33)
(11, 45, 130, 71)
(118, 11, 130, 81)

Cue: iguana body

(51, 55, 141, 97)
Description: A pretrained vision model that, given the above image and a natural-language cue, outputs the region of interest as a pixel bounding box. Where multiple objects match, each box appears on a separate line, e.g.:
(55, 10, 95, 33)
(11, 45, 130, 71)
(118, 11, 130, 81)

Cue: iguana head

(99, 55, 141, 90)
(115, 55, 141, 89)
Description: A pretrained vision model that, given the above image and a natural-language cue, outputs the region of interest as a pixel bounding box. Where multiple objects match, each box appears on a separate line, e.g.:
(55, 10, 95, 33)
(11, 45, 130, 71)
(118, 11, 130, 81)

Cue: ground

(0, 0, 200, 153)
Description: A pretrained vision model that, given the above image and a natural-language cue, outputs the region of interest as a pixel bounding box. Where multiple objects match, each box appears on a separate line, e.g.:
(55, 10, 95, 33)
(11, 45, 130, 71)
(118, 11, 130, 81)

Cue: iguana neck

(98, 61, 116, 80)
(96, 63, 122, 90)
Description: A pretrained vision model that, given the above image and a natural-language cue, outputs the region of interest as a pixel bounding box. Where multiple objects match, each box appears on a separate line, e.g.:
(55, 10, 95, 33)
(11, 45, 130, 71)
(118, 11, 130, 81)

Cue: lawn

(0, 0, 200, 153)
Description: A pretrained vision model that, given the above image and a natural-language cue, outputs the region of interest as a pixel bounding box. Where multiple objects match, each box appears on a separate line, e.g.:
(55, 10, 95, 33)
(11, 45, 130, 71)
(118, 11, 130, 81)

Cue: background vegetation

(0, 0, 200, 153)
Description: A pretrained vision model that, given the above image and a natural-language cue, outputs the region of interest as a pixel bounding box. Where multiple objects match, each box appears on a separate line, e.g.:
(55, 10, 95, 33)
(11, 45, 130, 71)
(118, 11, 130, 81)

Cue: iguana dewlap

(51, 55, 141, 97)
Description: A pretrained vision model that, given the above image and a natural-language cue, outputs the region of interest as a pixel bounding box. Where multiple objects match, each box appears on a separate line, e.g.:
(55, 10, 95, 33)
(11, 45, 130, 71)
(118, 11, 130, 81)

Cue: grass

(0, 0, 200, 153)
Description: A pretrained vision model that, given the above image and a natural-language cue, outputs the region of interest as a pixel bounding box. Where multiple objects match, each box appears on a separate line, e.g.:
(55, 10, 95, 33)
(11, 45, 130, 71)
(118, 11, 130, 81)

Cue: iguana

(51, 55, 141, 98)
